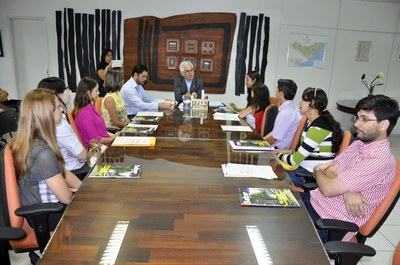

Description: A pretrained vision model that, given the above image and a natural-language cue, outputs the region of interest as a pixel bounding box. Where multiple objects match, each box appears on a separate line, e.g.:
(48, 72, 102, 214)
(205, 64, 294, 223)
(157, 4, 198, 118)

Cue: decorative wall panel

(124, 13, 236, 94)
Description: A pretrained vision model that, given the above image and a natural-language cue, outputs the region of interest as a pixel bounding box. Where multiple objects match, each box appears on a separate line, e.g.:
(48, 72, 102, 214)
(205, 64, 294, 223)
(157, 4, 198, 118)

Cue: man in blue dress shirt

(121, 64, 173, 117)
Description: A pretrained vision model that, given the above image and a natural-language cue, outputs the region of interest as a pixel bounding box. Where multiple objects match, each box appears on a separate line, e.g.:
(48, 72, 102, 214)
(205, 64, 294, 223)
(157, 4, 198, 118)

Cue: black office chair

(260, 104, 278, 137)
(0, 227, 26, 265)
(0, 109, 18, 150)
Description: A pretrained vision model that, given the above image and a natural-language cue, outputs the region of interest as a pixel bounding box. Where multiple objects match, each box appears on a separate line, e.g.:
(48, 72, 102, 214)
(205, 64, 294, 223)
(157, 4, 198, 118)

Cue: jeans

(300, 192, 328, 243)
(286, 166, 310, 187)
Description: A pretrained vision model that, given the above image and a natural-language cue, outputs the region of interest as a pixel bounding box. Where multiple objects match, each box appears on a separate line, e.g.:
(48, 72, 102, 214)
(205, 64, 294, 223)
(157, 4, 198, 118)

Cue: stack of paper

(111, 136, 156, 147)
(221, 163, 278, 180)
(220, 125, 252, 132)
(213, 113, 240, 121)
(135, 111, 164, 117)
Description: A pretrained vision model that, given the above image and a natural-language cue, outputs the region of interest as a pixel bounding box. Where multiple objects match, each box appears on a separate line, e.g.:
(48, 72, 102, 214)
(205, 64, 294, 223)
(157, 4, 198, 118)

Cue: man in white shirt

(121, 64, 172, 117)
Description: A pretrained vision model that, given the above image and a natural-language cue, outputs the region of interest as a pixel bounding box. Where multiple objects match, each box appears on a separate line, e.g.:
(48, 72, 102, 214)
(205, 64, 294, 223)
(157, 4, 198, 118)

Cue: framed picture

(201, 41, 215, 55)
(183, 57, 197, 69)
(166, 38, 180, 53)
(184, 39, 198, 54)
(0, 31, 4, 57)
(199, 58, 213, 72)
(166, 56, 179, 70)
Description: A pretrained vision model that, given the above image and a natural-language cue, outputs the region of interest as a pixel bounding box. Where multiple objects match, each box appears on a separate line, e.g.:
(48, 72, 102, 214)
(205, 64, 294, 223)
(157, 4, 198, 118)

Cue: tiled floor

(8, 135, 400, 265)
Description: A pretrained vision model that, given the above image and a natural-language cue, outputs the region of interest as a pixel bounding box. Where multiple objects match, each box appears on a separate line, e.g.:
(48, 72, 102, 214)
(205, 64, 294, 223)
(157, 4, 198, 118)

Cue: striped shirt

(279, 116, 335, 172)
(311, 139, 395, 241)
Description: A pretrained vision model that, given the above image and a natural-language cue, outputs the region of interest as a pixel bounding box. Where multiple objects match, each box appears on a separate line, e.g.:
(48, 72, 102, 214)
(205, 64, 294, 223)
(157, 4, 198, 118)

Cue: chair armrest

(0, 227, 26, 240)
(15, 202, 65, 216)
(316, 219, 359, 241)
(302, 182, 318, 191)
(14, 202, 65, 252)
(295, 170, 315, 183)
(324, 241, 376, 257)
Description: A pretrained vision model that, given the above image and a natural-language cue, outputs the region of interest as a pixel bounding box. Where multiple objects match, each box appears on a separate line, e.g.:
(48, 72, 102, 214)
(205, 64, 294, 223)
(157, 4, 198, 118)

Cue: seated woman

(277, 87, 343, 187)
(97, 48, 113, 97)
(37, 77, 89, 180)
(238, 83, 270, 133)
(230, 71, 261, 112)
(72, 77, 118, 148)
(102, 69, 130, 129)
(9, 88, 81, 230)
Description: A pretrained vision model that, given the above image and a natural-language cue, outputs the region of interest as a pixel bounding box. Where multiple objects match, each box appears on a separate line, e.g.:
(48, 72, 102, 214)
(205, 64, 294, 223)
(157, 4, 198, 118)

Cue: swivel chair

(260, 104, 278, 137)
(67, 111, 84, 146)
(95, 97, 103, 115)
(0, 147, 65, 264)
(0, 109, 18, 150)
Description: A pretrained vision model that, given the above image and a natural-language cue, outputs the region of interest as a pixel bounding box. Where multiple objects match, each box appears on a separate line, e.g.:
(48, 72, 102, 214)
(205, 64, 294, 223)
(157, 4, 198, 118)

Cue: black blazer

(173, 76, 204, 103)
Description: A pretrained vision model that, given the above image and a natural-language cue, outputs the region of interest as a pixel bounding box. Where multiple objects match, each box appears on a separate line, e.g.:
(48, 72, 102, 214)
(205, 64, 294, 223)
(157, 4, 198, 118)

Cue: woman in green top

(277, 87, 343, 187)
(102, 69, 130, 129)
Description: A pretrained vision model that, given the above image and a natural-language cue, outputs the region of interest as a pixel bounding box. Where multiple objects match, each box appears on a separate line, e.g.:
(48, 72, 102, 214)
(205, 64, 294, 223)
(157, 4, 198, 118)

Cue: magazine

(122, 124, 158, 134)
(132, 116, 162, 122)
(229, 140, 275, 152)
(90, 164, 142, 178)
(238, 187, 300, 207)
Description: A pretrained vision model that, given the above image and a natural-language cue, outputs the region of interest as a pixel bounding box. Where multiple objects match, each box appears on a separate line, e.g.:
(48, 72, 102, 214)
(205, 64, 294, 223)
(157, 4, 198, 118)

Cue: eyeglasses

(184, 68, 194, 74)
(353, 115, 378, 123)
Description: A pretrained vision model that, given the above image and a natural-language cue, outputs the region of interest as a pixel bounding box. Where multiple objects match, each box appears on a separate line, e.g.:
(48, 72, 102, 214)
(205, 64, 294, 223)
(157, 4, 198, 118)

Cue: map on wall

(287, 33, 326, 69)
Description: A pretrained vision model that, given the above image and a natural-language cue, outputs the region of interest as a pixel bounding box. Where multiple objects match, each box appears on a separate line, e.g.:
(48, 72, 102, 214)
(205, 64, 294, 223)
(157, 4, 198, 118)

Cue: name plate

(192, 99, 208, 109)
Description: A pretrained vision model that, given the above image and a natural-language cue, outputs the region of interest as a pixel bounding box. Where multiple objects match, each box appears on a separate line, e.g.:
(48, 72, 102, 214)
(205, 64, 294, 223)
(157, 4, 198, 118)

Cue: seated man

(264, 79, 301, 149)
(301, 95, 399, 242)
(173, 61, 204, 104)
(121, 64, 173, 117)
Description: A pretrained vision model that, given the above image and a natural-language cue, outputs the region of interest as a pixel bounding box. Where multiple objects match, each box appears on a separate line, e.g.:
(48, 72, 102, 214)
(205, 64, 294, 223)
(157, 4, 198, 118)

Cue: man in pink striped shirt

(301, 95, 399, 242)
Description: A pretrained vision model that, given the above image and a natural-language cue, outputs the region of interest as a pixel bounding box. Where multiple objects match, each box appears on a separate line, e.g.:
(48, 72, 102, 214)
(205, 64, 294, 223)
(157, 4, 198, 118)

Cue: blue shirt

(271, 100, 301, 149)
(120, 77, 158, 115)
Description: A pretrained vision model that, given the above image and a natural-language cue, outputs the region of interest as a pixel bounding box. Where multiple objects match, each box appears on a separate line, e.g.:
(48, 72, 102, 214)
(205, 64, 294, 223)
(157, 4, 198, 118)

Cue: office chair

(289, 115, 307, 150)
(260, 104, 278, 137)
(67, 111, 84, 146)
(0, 227, 26, 265)
(0, 147, 65, 264)
(95, 97, 103, 115)
(0, 109, 18, 149)
(269, 96, 280, 107)
(316, 159, 400, 265)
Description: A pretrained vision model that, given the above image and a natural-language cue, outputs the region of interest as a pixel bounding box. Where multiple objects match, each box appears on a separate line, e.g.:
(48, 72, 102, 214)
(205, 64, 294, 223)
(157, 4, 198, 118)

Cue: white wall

(1, 0, 399, 134)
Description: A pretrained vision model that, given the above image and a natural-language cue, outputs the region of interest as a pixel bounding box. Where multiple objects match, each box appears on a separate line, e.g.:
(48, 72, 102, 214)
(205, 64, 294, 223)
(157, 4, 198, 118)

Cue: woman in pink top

(72, 77, 118, 148)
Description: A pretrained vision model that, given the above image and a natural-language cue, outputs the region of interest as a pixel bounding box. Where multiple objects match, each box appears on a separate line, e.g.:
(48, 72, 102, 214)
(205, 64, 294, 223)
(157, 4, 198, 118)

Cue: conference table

(38, 106, 330, 264)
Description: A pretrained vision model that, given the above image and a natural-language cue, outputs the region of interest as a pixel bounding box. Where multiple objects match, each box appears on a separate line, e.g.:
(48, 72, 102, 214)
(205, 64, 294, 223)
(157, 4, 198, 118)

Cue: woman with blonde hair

(9, 88, 81, 230)
(72, 77, 118, 148)
(102, 69, 130, 129)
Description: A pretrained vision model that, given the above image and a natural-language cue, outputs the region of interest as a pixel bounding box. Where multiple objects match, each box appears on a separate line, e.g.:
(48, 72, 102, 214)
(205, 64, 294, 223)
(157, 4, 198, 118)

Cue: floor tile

(360, 251, 394, 265)
(380, 226, 400, 246)
(364, 231, 395, 251)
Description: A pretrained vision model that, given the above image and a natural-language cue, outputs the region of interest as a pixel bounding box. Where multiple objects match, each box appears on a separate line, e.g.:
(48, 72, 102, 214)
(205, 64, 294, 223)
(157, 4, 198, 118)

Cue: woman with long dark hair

(278, 87, 343, 187)
(230, 71, 262, 112)
(238, 82, 270, 133)
(72, 77, 118, 148)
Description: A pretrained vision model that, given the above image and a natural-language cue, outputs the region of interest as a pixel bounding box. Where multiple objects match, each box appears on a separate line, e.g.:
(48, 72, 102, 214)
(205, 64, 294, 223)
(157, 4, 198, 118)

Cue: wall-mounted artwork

(200, 58, 213, 72)
(124, 13, 236, 94)
(183, 57, 197, 69)
(166, 38, 180, 53)
(166, 56, 178, 70)
(201, 41, 215, 55)
(184, 40, 198, 54)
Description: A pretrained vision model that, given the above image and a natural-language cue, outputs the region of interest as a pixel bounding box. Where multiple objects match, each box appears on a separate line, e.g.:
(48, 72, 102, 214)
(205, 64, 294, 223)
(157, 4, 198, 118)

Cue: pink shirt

(311, 139, 395, 241)
(75, 104, 110, 148)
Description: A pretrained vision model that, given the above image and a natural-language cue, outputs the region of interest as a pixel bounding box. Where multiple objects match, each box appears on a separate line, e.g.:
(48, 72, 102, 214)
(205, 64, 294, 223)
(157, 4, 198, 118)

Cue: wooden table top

(39, 108, 330, 264)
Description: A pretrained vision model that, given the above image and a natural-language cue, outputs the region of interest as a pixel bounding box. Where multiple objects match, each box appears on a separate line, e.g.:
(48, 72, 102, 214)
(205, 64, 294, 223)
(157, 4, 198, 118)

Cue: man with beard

(121, 64, 173, 118)
(301, 95, 399, 242)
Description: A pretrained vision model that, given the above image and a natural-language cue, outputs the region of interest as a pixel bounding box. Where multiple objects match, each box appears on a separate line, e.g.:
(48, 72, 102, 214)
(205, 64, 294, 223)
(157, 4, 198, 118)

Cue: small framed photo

(166, 56, 179, 70)
(201, 41, 215, 55)
(166, 38, 180, 53)
(184, 39, 198, 54)
(183, 57, 197, 69)
(199, 58, 213, 72)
